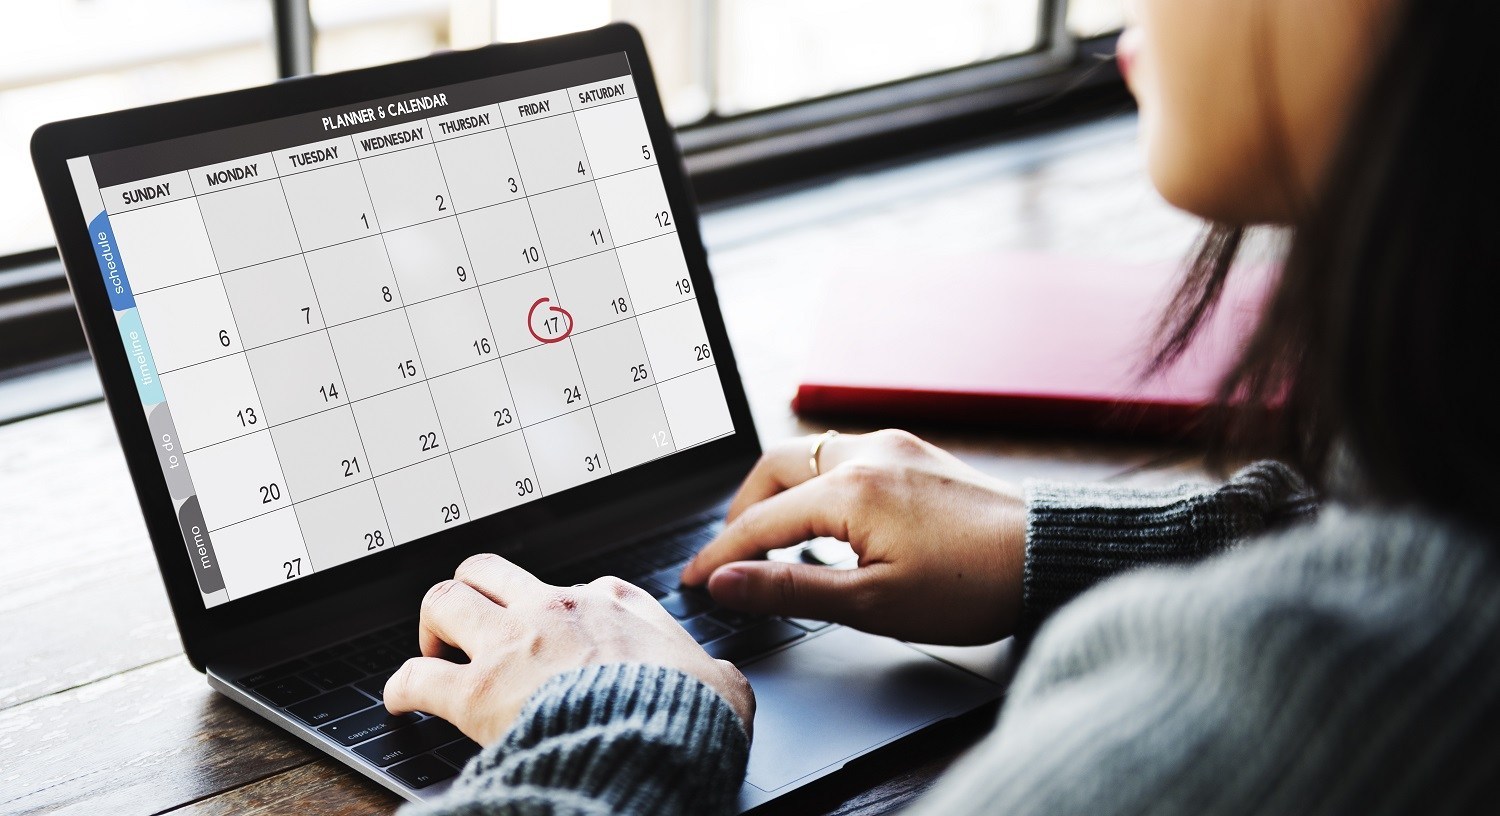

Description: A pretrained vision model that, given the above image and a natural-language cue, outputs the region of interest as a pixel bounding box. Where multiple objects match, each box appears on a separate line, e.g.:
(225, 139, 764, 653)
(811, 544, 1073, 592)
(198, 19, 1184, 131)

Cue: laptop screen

(63, 53, 734, 609)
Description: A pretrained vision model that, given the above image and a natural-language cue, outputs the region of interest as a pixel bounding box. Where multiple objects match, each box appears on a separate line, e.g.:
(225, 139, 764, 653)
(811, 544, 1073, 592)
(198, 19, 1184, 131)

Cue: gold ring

(808, 430, 839, 477)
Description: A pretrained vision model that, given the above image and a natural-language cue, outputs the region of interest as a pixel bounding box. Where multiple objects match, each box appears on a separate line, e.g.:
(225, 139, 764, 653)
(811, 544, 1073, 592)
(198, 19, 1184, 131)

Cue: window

(2, 1, 277, 258)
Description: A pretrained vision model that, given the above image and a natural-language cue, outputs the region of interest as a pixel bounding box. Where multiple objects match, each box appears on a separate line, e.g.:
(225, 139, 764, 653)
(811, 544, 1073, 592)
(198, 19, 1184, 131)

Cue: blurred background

(1, 0, 1125, 259)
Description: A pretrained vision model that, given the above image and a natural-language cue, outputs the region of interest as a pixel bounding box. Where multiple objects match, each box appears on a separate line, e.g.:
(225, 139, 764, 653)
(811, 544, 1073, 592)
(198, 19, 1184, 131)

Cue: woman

(387, 0, 1500, 811)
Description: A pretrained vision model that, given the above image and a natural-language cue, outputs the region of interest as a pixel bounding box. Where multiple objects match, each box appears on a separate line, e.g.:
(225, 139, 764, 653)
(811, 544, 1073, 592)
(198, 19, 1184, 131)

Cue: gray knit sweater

(406, 462, 1500, 815)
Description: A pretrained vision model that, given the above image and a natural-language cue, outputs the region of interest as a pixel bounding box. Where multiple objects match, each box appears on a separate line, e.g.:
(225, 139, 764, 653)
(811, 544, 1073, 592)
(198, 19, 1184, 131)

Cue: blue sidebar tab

(117, 309, 166, 405)
(89, 210, 134, 312)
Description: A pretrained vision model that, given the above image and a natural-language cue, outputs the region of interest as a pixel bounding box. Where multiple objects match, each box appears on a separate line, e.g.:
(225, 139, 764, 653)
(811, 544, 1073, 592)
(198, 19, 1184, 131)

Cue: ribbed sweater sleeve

(1020, 459, 1316, 632)
(402, 663, 748, 816)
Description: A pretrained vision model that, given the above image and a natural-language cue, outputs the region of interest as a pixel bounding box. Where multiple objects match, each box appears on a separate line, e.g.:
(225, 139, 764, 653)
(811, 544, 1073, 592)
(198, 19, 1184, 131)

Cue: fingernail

(710, 568, 748, 604)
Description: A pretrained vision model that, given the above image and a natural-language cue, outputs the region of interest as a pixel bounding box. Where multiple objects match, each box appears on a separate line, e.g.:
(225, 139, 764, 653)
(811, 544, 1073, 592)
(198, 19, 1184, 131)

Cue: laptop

(31, 23, 1003, 810)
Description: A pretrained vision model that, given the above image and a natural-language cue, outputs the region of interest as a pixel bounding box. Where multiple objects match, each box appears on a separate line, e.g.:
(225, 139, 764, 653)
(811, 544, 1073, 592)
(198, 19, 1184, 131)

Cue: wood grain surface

(0, 117, 1207, 816)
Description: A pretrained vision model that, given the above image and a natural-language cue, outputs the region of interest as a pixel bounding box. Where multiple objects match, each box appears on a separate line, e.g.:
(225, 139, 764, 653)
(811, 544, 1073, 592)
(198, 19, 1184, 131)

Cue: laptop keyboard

(234, 515, 833, 791)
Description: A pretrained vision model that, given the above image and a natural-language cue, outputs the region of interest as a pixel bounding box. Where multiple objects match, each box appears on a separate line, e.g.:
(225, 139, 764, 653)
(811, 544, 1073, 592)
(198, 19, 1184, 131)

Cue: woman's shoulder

(979, 507, 1500, 814)
(1016, 503, 1500, 720)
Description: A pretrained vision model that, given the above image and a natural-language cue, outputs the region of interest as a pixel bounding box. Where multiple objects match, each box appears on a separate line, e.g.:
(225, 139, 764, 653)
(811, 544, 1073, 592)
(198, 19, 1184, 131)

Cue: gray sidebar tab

(148, 402, 194, 500)
(178, 496, 227, 595)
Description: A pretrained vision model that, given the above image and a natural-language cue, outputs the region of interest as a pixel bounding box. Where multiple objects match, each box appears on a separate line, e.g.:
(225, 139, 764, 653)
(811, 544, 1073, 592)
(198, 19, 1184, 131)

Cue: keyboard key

(681, 616, 730, 644)
(348, 645, 406, 674)
(303, 660, 364, 690)
(239, 659, 310, 688)
(388, 754, 458, 789)
(287, 687, 376, 726)
(321, 704, 421, 746)
(357, 669, 396, 701)
(355, 718, 464, 767)
(789, 618, 833, 632)
(704, 620, 805, 663)
(709, 609, 766, 631)
(647, 565, 685, 591)
(659, 590, 714, 619)
(436, 737, 482, 768)
(254, 675, 320, 707)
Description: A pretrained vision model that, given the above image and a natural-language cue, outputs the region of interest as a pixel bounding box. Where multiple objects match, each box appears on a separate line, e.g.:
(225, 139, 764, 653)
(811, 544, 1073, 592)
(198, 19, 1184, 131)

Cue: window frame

(1, 0, 1126, 384)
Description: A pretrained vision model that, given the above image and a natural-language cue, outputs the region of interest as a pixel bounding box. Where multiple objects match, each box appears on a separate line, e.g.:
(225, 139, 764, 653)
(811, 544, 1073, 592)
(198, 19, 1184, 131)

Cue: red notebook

(791, 252, 1272, 437)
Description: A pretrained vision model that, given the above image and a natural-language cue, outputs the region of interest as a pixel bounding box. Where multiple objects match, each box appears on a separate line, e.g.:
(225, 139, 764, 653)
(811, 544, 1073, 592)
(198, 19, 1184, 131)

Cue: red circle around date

(527, 297, 574, 343)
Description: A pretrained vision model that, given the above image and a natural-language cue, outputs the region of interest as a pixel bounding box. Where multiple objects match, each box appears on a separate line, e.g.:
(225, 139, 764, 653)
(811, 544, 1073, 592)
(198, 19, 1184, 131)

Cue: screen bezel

(31, 23, 760, 668)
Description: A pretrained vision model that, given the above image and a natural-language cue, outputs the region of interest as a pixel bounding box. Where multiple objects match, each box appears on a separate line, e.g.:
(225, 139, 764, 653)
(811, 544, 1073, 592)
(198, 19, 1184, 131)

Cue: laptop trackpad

(740, 626, 998, 793)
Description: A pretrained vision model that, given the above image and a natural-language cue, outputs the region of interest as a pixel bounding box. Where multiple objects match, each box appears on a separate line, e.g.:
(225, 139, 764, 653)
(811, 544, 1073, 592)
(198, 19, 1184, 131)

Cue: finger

(418, 578, 505, 657)
(726, 432, 856, 522)
(384, 656, 468, 718)
(453, 553, 545, 606)
(706, 560, 887, 624)
(682, 478, 850, 585)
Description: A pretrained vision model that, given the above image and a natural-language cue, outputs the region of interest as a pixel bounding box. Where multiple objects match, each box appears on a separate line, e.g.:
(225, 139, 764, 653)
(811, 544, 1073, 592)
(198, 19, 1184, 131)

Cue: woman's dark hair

(1155, 0, 1500, 523)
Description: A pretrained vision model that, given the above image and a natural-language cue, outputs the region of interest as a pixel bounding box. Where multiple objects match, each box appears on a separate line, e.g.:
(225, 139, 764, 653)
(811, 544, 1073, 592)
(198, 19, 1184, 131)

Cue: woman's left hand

(384, 553, 755, 746)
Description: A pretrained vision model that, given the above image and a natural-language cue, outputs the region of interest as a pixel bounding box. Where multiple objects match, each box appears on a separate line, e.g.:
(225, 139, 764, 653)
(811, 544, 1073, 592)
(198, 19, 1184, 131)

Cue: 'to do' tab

(189, 152, 279, 197)
(500, 89, 572, 127)
(101, 170, 194, 215)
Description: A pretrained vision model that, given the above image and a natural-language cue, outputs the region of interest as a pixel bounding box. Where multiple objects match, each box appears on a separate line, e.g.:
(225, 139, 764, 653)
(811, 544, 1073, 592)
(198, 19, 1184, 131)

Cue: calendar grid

(346, 149, 477, 528)
(424, 132, 550, 509)
(79, 63, 738, 603)
(270, 163, 395, 567)
(495, 106, 617, 477)
(186, 191, 321, 573)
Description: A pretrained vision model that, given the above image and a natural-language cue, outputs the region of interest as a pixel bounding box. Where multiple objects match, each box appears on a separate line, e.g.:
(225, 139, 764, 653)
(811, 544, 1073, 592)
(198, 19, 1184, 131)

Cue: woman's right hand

(680, 430, 1027, 645)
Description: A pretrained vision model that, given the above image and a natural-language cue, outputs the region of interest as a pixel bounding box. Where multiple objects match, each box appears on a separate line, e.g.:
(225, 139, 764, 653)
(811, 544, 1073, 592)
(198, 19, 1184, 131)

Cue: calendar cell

(593, 386, 674, 470)
(183, 430, 292, 530)
(506, 109, 591, 195)
(132, 275, 242, 373)
(360, 145, 452, 231)
(574, 98, 653, 178)
(269, 406, 370, 502)
(428, 360, 519, 450)
(550, 250, 633, 333)
(522, 407, 610, 494)
(196, 179, 301, 271)
(374, 456, 467, 544)
(657, 366, 733, 448)
(434, 127, 525, 212)
(458, 199, 547, 283)
(636, 300, 713, 382)
(246, 331, 347, 425)
(615, 234, 694, 314)
(571, 317, 653, 402)
(295, 481, 392, 568)
(383, 217, 475, 305)
(326, 309, 424, 400)
(527, 183, 613, 264)
(594, 166, 675, 247)
(450, 432, 539, 517)
(502, 340, 588, 425)
(349, 384, 448, 476)
(158, 354, 265, 452)
(210, 507, 312, 598)
(107, 198, 219, 293)
(304, 236, 403, 326)
(281, 161, 379, 250)
(222, 255, 323, 349)
(477, 269, 558, 357)
(405, 290, 497, 378)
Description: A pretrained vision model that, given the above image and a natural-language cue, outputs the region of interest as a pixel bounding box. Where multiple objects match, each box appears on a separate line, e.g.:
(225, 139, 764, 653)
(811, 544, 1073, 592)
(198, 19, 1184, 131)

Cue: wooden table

(0, 116, 1207, 816)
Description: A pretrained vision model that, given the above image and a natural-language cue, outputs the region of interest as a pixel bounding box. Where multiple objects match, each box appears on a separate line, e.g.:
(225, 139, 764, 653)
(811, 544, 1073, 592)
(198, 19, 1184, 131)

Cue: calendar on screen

(66, 54, 734, 608)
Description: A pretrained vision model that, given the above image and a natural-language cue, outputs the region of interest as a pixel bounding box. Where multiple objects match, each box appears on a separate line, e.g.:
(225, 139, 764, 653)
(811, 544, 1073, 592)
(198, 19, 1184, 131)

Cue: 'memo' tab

(100, 170, 194, 215)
